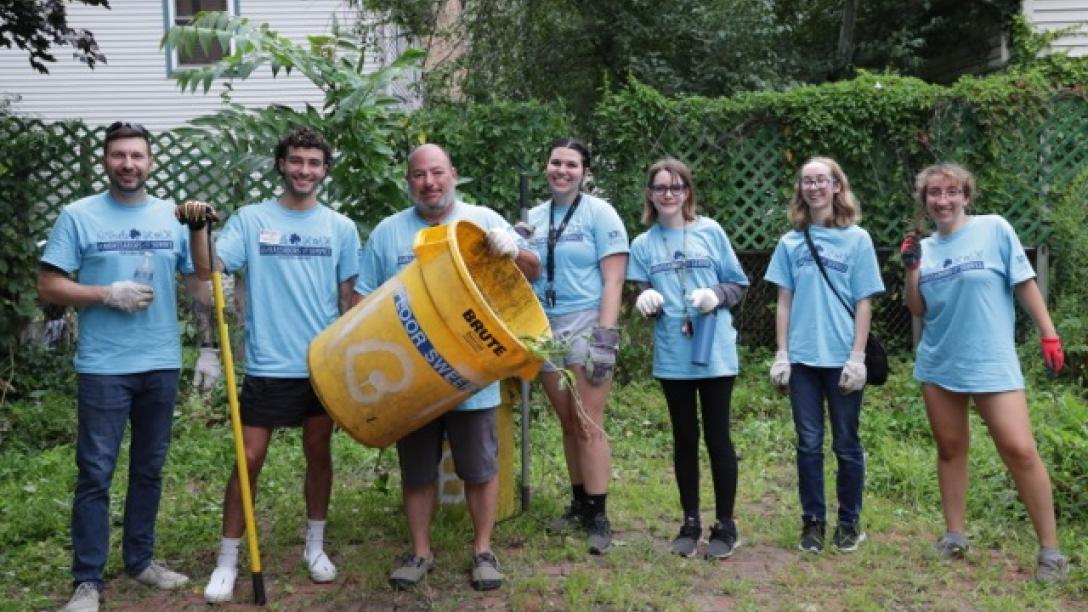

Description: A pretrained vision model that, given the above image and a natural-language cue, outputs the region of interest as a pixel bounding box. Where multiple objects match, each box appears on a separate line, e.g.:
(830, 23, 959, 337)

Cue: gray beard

(414, 190, 456, 222)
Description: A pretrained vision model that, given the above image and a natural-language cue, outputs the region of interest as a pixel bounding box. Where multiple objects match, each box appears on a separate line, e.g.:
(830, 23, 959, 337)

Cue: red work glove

(1040, 336, 1064, 375)
(900, 232, 921, 270)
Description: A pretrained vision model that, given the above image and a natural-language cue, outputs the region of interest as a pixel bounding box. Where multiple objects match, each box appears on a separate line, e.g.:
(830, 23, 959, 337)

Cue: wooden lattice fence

(6, 96, 1087, 351)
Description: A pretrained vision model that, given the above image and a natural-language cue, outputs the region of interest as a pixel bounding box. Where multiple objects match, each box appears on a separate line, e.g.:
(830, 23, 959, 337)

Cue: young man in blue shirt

(178, 127, 361, 603)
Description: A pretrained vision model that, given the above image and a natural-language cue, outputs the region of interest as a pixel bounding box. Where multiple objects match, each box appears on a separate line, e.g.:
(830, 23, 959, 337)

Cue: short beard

(109, 176, 146, 194)
(283, 177, 319, 200)
(413, 189, 456, 221)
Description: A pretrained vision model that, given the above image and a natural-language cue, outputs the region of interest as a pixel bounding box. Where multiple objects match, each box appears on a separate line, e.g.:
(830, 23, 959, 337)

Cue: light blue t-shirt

(525, 193, 630, 317)
(356, 201, 526, 411)
(216, 199, 361, 377)
(764, 224, 885, 367)
(628, 217, 749, 379)
(41, 192, 193, 375)
(914, 215, 1034, 392)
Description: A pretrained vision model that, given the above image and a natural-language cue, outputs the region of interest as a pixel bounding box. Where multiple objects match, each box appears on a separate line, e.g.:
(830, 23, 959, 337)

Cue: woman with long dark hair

(523, 138, 629, 555)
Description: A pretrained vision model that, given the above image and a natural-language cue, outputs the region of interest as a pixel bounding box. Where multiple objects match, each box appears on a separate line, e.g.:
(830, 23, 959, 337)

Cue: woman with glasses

(764, 157, 884, 554)
(901, 163, 1068, 582)
(523, 138, 629, 555)
(627, 158, 749, 559)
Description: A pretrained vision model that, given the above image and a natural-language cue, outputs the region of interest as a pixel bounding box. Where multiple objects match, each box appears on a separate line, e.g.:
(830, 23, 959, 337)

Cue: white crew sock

(217, 537, 242, 569)
(305, 519, 326, 561)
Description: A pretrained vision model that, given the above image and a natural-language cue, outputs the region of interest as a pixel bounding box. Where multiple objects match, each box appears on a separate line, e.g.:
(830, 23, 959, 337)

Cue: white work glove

(688, 288, 720, 314)
(838, 351, 867, 394)
(103, 280, 154, 313)
(769, 350, 791, 390)
(634, 288, 664, 317)
(485, 228, 519, 259)
(193, 347, 222, 392)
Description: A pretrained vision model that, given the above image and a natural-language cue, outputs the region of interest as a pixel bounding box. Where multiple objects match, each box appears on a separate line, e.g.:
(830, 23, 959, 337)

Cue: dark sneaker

(798, 518, 825, 553)
(547, 502, 584, 533)
(670, 518, 701, 558)
(389, 553, 434, 590)
(934, 532, 969, 560)
(1036, 551, 1069, 583)
(471, 551, 504, 591)
(831, 523, 866, 553)
(586, 514, 612, 555)
(706, 520, 740, 560)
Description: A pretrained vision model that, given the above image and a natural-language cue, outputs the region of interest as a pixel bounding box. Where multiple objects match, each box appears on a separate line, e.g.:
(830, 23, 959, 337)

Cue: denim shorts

(240, 376, 327, 428)
(539, 309, 598, 373)
(396, 408, 498, 487)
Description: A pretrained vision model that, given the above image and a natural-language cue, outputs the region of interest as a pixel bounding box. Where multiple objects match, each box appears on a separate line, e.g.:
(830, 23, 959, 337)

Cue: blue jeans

(72, 370, 179, 587)
(789, 364, 865, 526)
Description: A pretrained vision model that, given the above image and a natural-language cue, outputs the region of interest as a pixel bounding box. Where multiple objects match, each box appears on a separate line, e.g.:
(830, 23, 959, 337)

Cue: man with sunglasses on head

(176, 126, 361, 603)
(39, 122, 215, 612)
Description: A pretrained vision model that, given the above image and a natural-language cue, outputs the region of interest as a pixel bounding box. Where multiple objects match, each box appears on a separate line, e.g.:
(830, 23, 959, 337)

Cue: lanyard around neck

(546, 194, 582, 286)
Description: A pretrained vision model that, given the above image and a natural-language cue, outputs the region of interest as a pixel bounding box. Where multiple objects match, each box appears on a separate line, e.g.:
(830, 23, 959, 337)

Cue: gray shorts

(396, 408, 498, 487)
(539, 309, 598, 373)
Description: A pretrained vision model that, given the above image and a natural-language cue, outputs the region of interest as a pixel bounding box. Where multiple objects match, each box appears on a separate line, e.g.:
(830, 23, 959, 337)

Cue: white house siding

(1024, 0, 1088, 57)
(0, 0, 370, 130)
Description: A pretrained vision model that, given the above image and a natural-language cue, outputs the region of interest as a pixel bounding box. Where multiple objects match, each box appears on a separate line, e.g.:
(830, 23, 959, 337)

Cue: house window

(173, 0, 230, 66)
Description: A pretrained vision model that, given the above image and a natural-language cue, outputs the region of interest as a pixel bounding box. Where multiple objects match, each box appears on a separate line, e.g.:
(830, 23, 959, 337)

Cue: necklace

(657, 222, 693, 336)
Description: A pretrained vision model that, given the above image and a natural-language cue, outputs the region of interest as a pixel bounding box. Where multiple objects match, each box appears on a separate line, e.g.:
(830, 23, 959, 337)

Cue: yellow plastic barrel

(307, 220, 550, 448)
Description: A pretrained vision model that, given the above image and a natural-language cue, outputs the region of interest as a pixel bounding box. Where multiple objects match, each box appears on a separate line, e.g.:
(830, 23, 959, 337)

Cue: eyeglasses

(801, 176, 835, 189)
(105, 121, 150, 138)
(650, 184, 687, 196)
(925, 187, 964, 199)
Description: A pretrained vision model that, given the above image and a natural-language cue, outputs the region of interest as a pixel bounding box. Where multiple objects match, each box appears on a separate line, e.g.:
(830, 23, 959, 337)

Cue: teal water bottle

(691, 311, 717, 366)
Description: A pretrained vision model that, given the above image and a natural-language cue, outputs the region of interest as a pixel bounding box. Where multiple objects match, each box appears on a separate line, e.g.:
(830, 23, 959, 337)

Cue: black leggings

(659, 376, 738, 522)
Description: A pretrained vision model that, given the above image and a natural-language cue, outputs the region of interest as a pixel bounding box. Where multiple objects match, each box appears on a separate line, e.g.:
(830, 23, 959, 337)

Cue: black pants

(659, 376, 738, 522)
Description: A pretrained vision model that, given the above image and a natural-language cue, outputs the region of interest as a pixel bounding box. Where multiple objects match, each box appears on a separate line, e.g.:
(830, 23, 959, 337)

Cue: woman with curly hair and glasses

(901, 162, 1068, 582)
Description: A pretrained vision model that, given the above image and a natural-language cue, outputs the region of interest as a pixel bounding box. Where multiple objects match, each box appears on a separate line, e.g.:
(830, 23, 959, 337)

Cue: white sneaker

(132, 561, 189, 590)
(203, 565, 238, 603)
(61, 582, 100, 612)
(306, 550, 337, 583)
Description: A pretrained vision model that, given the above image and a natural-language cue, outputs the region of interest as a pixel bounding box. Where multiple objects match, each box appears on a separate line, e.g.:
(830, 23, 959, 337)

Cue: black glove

(175, 200, 219, 231)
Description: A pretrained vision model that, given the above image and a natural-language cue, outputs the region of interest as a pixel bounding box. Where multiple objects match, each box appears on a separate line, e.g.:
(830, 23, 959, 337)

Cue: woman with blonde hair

(627, 158, 749, 559)
(901, 162, 1068, 581)
(764, 156, 884, 553)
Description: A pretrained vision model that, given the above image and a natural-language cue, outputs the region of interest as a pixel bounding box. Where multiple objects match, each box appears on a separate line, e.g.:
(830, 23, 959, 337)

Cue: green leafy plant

(162, 12, 425, 227)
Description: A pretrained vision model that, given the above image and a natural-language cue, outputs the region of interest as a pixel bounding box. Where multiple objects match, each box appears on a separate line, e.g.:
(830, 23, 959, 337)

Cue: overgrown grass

(1, 348, 1085, 610)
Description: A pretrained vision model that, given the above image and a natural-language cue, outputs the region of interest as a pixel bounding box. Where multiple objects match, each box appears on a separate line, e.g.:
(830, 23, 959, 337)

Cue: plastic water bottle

(133, 251, 154, 286)
(691, 311, 717, 366)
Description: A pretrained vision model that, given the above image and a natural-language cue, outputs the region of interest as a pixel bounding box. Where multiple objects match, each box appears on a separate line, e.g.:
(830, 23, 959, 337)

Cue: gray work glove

(193, 347, 222, 392)
(769, 350, 791, 391)
(586, 326, 620, 386)
(104, 281, 154, 313)
(513, 221, 535, 239)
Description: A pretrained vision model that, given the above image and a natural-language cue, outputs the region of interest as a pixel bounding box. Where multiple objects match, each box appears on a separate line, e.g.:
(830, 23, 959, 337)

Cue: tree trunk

(835, 0, 858, 79)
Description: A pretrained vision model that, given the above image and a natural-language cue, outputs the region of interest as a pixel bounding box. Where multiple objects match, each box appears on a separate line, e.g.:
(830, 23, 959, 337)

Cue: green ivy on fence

(3, 64, 1087, 355)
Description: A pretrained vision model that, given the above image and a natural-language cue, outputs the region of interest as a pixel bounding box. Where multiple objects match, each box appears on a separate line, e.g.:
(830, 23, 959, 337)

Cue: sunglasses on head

(105, 121, 150, 138)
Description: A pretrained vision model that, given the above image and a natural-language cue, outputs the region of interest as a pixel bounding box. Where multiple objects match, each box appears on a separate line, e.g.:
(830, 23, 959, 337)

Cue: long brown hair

(788, 156, 859, 229)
